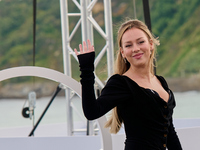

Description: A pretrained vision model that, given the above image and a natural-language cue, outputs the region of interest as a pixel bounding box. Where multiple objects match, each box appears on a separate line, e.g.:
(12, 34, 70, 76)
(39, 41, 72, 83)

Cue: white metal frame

(59, 0, 114, 137)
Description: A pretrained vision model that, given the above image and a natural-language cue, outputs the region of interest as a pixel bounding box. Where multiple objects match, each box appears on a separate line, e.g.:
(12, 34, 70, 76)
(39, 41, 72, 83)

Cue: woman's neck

(123, 68, 155, 90)
(124, 65, 154, 83)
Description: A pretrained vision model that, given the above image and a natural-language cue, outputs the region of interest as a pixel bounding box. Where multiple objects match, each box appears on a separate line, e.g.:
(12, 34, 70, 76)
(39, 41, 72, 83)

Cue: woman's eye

(125, 45, 131, 48)
(139, 41, 144, 44)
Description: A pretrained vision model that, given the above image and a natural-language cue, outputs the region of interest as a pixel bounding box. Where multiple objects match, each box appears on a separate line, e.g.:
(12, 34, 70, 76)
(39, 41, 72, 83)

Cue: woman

(74, 19, 182, 150)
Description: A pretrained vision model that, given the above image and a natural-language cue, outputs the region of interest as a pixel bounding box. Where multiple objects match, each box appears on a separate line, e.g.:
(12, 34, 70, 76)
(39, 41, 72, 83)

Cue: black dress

(78, 52, 182, 150)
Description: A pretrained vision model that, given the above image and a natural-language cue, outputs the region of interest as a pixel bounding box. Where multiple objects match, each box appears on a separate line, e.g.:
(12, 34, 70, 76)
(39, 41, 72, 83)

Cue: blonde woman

(74, 19, 182, 150)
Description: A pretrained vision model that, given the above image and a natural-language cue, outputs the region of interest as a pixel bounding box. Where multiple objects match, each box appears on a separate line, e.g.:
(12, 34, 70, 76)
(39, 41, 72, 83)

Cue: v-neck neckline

(122, 75, 171, 103)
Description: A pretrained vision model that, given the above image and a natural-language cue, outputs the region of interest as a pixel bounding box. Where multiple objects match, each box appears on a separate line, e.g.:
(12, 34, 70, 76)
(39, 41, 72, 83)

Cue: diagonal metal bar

(29, 85, 62, 136)
(87, 0, 98, 11)
(94, 43, 108, 67)
(94, 73, 105, 89)
(88, 16, 107, 39)
(68, 18, 82, 41)
(72, 0, 81, 10)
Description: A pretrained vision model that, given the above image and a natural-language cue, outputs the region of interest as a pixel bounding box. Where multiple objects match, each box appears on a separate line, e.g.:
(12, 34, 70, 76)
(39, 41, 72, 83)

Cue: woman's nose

(132, 44, 139, 52)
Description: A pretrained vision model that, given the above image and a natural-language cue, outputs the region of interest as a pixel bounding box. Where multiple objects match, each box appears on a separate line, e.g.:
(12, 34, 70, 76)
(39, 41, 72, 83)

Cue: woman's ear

(120, 47, 124, 58)
(149, 39, 154, 51)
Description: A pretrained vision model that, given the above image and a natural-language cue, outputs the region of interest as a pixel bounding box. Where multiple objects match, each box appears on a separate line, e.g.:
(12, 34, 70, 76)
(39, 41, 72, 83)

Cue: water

(0, 91, 200, 136)
(0, 96, 85, 128)
(173, 91, 200, 119)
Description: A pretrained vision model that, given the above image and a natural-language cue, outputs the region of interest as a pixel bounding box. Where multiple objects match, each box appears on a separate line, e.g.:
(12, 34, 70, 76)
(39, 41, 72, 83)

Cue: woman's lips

(133, 53, 143, 59)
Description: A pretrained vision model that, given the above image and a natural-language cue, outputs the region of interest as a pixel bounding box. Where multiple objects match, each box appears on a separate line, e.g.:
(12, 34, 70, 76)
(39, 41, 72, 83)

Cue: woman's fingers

(74, 48, 79, 56)
(79, 44, 83, 54)
(83, 41, 88, 52)
(87, 39, 92, 52)
(87, 39, 94, 52)
(74, 39, 94, 56)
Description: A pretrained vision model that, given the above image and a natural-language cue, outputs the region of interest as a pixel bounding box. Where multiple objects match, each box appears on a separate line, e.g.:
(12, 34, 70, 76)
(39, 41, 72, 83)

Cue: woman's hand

(74, 39, 94, 56)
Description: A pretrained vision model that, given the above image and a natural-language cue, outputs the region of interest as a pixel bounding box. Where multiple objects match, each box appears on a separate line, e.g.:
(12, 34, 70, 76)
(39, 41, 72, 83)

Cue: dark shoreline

(166, 75, 200, 92)
(0, 75, 200, 99)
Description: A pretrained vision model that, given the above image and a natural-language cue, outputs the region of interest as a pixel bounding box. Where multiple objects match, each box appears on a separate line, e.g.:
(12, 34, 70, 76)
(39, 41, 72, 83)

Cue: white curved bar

(0, 66, 81, 96)
(0, 66, 112, 150)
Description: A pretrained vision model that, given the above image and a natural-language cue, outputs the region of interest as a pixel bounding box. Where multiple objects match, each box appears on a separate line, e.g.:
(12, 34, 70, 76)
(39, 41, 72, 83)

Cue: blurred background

(0, 0, 200, 137)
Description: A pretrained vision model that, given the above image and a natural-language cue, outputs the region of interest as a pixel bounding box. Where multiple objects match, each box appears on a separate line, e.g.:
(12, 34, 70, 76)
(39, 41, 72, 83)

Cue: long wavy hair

(104, 19, 160, 133)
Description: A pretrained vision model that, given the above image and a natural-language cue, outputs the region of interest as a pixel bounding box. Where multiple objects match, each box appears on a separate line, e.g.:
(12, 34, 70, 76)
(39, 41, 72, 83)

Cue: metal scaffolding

(59, 0, 114, 136)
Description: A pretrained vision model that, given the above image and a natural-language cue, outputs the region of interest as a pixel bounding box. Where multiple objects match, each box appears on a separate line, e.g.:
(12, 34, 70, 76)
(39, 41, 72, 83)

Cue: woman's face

(120, 27, 153, 69)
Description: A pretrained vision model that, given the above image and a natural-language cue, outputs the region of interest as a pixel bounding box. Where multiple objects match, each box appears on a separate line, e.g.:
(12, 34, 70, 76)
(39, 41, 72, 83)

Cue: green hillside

(150, 0, 200, 77)
(0, 0, 200, 84)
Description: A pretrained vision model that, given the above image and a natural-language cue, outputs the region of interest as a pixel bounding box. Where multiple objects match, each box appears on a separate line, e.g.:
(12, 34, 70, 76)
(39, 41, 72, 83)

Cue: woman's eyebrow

(136, 37, 144, 41)
(124, 37, 144, 43)
(124, 41, 132, 44)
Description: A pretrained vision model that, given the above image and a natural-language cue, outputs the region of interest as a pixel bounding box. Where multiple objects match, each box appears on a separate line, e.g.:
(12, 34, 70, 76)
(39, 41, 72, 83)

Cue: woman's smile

(133, 53, 143, 59)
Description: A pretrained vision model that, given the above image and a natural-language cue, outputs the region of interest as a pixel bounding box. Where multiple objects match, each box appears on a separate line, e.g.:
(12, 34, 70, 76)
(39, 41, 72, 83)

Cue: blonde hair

(105, 19, 160, 133)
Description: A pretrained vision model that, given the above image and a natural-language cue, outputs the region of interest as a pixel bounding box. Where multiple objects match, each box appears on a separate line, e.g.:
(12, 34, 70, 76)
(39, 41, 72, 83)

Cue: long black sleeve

(78, 52, 96, 120)
(78, 52, 130, 120)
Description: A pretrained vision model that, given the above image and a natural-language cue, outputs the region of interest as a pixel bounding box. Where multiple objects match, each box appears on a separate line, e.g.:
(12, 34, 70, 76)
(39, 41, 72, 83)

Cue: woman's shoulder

(104, 74, 130, 87)
(106, 74, 137, 88)
(155, 75, 169, 88)
(101, 74, 133, 96)
(107, 74, 124, 83)
(155, 75, 167, 82)
(109, 74, 122, 79)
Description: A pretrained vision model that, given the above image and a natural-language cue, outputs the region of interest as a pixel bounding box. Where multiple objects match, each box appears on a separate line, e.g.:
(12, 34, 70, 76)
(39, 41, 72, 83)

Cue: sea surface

(0, 91, 200, 137)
